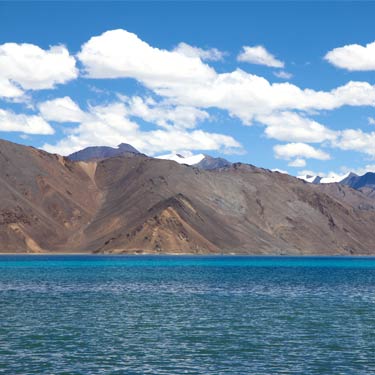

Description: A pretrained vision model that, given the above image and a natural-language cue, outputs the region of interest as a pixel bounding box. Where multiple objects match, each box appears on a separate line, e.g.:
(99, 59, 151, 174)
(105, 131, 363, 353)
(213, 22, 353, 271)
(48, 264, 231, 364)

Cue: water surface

(0, 255, 374, 374)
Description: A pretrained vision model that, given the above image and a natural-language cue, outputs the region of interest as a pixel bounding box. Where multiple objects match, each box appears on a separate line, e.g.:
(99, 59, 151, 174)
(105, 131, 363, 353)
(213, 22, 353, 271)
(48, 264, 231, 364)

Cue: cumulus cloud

(334, 129, 375, 156)
(368, 117, 375, 125)
(6, 29, 375, 167)
(118, 95, 209, 130)
(174, 42, 225, 61)
(38, 97, 86, 123)
(0, 43, 77, 98)
(0, 77, 24, 98)
(42, 100, 241, 156)
(77, 29, 216, 87)
(77, 30, 375, 129)
(152, 71, 375, 125)
(0, 108, 54, 134)
(274, 142, 330, 161)
(258, 111, 337, 143)
(325, 41, 375, 71)
(237, 45, 284, 68)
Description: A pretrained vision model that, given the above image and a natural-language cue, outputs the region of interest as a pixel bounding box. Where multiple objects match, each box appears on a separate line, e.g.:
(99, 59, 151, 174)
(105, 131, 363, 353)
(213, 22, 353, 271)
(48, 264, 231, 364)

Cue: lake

(0, 255, 374, 374)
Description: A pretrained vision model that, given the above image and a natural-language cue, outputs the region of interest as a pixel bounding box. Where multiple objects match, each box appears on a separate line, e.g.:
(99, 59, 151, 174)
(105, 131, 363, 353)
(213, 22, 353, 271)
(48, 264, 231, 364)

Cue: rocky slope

(2, 139, 375, 254)
(340, 172, 375, 197)
(0, 140, 101, 252)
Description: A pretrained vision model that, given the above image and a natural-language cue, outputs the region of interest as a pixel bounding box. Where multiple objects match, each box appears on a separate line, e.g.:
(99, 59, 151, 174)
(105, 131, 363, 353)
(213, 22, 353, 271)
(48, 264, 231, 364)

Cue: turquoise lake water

(1, 255, 375, 374)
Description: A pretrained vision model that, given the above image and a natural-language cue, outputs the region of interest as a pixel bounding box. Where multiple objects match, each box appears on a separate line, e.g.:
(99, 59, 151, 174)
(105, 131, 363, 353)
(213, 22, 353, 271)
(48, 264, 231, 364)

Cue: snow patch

(298, 172, 351, 184)
(156, 151, 205, 166)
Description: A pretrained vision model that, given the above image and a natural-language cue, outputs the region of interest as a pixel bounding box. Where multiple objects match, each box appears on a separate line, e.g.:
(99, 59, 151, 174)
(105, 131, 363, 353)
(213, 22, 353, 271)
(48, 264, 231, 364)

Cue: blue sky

(1, 1, 375, 178)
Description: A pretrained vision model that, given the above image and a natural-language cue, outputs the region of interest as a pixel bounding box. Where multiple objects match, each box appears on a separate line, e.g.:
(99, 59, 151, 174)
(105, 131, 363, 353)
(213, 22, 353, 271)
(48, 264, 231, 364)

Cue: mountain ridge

(68, 143, 142, 161)
(70, 147, 233, 170)
(2, 139, 375, 254)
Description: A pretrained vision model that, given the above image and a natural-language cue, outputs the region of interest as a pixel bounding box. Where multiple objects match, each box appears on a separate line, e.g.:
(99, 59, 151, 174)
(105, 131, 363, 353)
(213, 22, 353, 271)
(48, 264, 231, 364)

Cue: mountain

(298, 175, 322, 184)
(70, 145, 232, 170)
(2, 139, 375, 254)
(340, 172, 375, 190)
(68, 143, 141, 161)
(156, 152, 232, 170)
(299, 171, 375, 198)
(298, 173, 350, 185)
(0, 139, 100, 253)
(194, 155, 232, 170)
(339, 172, 375, 199)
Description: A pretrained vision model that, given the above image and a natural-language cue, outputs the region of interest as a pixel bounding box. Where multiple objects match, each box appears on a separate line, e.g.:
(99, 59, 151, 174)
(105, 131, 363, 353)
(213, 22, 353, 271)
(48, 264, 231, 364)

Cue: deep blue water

(1, 255, 375, 375)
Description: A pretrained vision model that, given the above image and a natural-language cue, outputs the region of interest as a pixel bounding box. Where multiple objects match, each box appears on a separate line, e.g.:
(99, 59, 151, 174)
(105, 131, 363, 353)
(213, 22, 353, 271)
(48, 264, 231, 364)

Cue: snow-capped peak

(319, 172, 351, 184)
(156, 151, 205, 166)
(298, 172, 351, 184)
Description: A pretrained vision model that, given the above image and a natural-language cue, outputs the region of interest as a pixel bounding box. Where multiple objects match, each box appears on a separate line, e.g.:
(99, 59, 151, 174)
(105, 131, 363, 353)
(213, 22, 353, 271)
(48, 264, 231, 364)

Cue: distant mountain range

(2, 138, 375, 255)
(341, 172, 375, 190)
(68, 145, 232, 170)
(299, 171, 375, 195)
(298, 173, 350, 185)
(70, 144, 375, 194)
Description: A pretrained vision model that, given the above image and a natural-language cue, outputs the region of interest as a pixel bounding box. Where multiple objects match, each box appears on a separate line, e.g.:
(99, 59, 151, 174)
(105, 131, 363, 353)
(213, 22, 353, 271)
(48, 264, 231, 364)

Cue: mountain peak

(298, 172, 351, 185)
(117, 143, 140, 153)
(341, 171, 375, 190)
(68, 143, 141, 162)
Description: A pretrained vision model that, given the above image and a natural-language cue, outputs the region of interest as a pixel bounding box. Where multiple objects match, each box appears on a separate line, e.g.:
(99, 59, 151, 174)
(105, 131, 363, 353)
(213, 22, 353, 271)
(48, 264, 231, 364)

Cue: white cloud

(325, 41, 375, 71)
(153, 70, 375, 125)
(0, 43, 77, 98)
(42, 100, 241, 156)
(334, 129, 375, 156)
(288, 158, 306, 167)
(119, 95, 209, 129)
(77, 30, 375, 130)
(38, 96, 86, 123)
(77, 29, 216, 87)
(273, 70, 293, 80)
(0, 108, 54, 134)
(368, 117, 375, 125)
(19, 29, 375, 165)
(274, 142, 330, 161)
(237, 45, 284, 68)
(258, 111, 337, 143)
(0, 77, 23, 98)
(174, 42, 225, 61)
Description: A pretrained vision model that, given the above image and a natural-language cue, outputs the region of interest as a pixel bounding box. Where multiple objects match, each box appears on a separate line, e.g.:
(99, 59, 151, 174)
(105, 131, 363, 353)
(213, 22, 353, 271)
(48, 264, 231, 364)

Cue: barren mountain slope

(83, 156, 375, 255)
(2, 140, 375, 254)
(0, 140, 100, 252)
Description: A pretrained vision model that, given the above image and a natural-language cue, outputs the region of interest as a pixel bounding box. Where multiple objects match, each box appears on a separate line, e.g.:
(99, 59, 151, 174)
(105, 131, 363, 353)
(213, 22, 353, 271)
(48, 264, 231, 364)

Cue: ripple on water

(0, 255, 375, 374)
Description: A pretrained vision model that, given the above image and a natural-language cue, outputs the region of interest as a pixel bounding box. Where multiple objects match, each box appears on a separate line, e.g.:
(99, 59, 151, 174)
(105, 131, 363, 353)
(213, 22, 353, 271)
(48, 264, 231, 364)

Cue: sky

(1, 1, 375, 178)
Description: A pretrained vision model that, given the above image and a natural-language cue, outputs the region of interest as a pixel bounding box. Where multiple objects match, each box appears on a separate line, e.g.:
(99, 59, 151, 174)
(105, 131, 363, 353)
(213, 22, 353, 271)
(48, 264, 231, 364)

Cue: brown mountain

(1, 139, 375, 254)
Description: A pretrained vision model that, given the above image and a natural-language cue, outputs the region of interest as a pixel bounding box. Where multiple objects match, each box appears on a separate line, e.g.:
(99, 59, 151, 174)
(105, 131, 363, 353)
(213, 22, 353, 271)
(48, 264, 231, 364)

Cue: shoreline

(0, 252, 375, 257)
